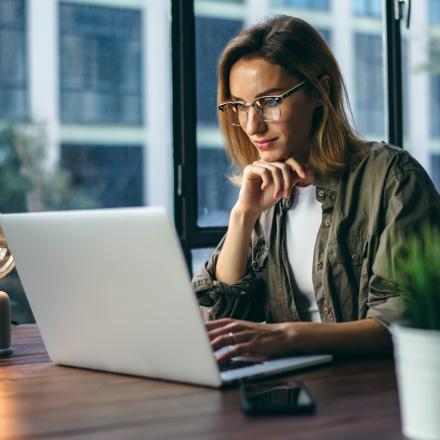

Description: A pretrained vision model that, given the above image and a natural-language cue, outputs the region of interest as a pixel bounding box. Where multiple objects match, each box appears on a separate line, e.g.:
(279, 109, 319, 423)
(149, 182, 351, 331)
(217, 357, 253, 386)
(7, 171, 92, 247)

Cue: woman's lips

(254, 137, 278, 150)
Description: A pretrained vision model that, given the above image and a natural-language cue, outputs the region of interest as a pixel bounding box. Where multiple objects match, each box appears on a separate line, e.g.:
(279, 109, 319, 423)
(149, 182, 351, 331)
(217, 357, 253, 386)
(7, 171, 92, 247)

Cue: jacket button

(323, 306, 329, 314)
(317, 261, 323, 270)
(318, 190, 325, 198)
(324, 218, 331, 227)
(352, 252, 359, 261)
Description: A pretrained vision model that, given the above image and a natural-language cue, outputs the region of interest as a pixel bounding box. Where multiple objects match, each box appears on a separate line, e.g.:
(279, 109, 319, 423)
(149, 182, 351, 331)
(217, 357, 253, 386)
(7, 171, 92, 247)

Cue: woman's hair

(217, 15, 364, 180)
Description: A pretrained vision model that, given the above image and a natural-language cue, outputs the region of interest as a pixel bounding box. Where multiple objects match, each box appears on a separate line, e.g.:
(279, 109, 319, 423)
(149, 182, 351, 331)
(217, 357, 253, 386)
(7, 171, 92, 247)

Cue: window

(430, 41, 440, 138)
(59, 2, 143, 125)
(401, 1, 440, 191)
(271, 0, 330, 10)
(61, 144, 144, 208)
(352, 0, 382, 17)
(0, 0, 27, 119)
(195, 12, 242, 227)
(354, 33, 385, 137)
(429, 0, 440, 23)
(0, 1, 172, 323)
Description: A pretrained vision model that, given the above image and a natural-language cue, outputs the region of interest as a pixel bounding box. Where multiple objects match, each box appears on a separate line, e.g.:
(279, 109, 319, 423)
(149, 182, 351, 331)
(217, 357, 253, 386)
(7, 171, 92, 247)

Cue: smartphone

(240, 379, 315, 415)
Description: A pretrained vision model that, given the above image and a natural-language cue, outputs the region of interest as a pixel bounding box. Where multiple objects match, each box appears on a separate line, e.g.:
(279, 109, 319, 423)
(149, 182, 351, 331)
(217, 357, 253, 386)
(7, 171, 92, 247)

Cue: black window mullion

(172, 0, 226, 266)
(171, 0, 197, 268)
(384, 0, 404, 147)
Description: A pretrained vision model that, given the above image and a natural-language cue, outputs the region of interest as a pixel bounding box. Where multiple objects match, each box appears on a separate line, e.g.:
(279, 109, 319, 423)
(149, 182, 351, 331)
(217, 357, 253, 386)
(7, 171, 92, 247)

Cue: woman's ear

(314, 75, 330, 107)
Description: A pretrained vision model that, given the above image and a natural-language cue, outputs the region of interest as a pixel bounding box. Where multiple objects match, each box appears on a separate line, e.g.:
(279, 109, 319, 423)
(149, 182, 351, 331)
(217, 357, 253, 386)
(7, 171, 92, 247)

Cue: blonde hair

(217, 15, 364, 180)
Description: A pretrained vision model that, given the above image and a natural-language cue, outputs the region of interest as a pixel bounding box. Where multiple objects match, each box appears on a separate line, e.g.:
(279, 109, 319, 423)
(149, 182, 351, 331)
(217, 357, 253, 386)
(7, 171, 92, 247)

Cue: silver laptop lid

(1, 207, 222, 387)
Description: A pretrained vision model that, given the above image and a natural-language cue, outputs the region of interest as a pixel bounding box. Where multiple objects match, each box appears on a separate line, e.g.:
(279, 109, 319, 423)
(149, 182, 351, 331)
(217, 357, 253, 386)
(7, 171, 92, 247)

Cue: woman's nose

(243, 107, 267, 136)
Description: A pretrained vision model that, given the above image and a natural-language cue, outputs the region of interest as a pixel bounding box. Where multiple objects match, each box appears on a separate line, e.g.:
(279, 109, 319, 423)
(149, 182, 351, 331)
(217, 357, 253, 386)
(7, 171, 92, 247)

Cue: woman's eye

(262, 98, 279, 108)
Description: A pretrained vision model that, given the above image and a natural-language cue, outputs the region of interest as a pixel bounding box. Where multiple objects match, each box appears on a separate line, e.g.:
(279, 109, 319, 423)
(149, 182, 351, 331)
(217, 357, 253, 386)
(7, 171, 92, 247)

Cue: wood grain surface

(0, 325, 404, 440)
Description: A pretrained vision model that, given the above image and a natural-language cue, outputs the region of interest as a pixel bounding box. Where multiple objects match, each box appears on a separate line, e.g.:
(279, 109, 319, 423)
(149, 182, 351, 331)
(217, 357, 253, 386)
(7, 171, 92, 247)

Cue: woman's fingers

(205, 318, 234, 331)
(284, 157, 307, 179)
(210, 329, 254, 351)
(250, 160, 299, 199)
(242, 157, 312, 205)
(243, 164, 272, 192)
(284, 157, 316, 187)
(206, 319, 294, 362)
(206, 321, 248, 341)
(254, 161, 291, 199)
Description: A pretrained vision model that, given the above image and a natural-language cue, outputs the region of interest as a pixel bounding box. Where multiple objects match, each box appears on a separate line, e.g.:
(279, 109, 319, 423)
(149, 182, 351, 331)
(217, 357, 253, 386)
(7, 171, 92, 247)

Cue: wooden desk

(0, 325, 403, 439)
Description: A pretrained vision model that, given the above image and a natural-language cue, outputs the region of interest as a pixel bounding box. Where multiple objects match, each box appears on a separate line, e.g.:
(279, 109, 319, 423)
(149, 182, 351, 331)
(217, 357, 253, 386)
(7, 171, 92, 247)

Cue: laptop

(1, 207, 332, 387)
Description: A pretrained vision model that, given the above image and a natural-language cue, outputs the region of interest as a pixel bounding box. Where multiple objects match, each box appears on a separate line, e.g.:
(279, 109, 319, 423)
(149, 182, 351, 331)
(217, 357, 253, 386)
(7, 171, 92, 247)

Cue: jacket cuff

(366, 296, 403, 328)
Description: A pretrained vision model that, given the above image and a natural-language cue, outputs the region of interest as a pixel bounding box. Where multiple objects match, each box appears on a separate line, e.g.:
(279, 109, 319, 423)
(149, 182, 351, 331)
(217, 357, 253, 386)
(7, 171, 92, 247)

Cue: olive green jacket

(192, 142, 440, 327)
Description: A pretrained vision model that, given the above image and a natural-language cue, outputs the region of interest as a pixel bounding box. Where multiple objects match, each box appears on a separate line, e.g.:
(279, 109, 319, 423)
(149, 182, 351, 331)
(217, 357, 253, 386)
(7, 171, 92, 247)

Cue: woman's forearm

(215, 208, 258, 284)
(284, 318, 393, 356)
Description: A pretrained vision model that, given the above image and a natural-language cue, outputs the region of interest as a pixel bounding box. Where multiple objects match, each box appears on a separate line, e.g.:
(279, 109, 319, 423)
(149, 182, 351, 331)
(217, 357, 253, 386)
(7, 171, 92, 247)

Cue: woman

(192, 15, 440, 363)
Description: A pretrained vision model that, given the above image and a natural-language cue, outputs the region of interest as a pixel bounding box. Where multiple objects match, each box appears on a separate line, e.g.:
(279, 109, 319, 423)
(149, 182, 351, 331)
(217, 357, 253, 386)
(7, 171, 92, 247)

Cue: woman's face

(229, 57, 321, 164)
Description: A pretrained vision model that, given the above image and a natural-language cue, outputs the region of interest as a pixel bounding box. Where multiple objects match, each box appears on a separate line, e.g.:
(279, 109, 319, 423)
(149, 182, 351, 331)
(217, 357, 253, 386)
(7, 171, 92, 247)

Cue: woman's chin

(258, 151, 287, 163)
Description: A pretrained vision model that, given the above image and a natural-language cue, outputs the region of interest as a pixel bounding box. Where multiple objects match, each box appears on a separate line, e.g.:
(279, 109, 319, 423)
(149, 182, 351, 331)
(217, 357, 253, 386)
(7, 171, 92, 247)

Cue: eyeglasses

(218, 81, 306, 127)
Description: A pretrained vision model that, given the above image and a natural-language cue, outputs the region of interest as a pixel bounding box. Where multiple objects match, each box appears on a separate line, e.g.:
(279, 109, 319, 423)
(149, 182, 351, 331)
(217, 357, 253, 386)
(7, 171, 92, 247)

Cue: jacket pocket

(327, 234, 367, 266)
(326, 235, 368, 321)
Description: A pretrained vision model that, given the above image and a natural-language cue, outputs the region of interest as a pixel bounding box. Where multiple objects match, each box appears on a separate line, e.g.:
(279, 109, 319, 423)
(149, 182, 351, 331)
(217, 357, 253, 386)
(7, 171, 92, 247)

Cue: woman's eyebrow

(230, 87, 286, 101)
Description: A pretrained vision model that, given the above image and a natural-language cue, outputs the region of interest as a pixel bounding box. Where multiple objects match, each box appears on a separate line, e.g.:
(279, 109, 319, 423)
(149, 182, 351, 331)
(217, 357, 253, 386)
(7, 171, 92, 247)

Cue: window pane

(195, 5, 242, 227)
(61, 144, 144, 209)
(195, 0, 385, 228)
(0, 0, 27, 119)
(354, 33, 384, 137)
(60, 3, 143, 125)
(402, 0, 440, 190)
(352, 0, 381, 17)
(271, 0, 329, 10)
(191, 248, 215, 276)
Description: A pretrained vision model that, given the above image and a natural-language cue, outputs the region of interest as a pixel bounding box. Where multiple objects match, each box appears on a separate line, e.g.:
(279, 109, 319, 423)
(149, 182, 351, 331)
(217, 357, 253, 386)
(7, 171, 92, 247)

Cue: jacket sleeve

(191, 231, 266, 322)
(367, 152, 440, 327)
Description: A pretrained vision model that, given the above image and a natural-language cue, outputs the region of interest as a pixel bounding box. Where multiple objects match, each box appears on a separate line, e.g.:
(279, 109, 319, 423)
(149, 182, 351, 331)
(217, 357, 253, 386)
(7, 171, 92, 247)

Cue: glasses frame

(218, 80, 307, 127)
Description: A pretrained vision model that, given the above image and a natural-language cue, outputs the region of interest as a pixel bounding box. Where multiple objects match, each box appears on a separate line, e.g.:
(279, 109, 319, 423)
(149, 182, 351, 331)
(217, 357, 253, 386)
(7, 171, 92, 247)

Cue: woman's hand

(234, 157, 313, 219)
(206, 318, 297, 363)
(206, 318, 394, 361)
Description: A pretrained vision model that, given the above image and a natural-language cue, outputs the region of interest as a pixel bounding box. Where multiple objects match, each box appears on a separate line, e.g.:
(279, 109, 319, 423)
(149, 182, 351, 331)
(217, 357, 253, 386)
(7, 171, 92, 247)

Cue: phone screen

(240, 379, 315, 415)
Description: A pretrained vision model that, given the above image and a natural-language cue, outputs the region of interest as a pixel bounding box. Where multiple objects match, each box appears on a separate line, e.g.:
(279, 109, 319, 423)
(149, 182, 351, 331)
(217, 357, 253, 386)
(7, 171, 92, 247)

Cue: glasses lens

(259, 97, 280, 122)
(222, 104, 242, 126)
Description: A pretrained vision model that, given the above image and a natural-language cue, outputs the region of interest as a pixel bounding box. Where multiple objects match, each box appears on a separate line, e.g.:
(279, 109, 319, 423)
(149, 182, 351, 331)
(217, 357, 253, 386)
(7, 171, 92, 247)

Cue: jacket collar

(280, 172, 341, 211)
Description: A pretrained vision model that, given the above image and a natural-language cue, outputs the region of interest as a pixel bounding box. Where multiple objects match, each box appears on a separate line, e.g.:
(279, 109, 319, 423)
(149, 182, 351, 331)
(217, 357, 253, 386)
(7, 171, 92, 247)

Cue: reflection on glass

(0, 227, 15, 280)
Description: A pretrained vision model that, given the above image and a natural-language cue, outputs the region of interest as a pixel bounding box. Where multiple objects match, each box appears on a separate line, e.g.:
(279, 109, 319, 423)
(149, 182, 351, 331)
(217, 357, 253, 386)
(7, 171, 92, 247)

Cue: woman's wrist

(279, 322, 322, 354)
(230, 205, 260, 230)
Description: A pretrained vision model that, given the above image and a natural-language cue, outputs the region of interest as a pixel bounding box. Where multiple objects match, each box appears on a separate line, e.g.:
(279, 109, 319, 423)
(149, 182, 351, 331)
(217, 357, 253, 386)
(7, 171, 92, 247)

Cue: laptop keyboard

(219, 359, 262, 371)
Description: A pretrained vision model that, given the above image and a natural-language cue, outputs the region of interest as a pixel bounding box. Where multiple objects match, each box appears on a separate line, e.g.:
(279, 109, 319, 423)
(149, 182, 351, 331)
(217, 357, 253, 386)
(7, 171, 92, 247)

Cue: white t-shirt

(285, 185, 322, 322)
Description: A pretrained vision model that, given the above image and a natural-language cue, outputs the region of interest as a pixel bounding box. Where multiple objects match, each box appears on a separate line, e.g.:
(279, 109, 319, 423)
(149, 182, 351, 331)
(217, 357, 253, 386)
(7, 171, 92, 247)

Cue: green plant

(395, 225, 440, 330)
(0, 122, 98, 212)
